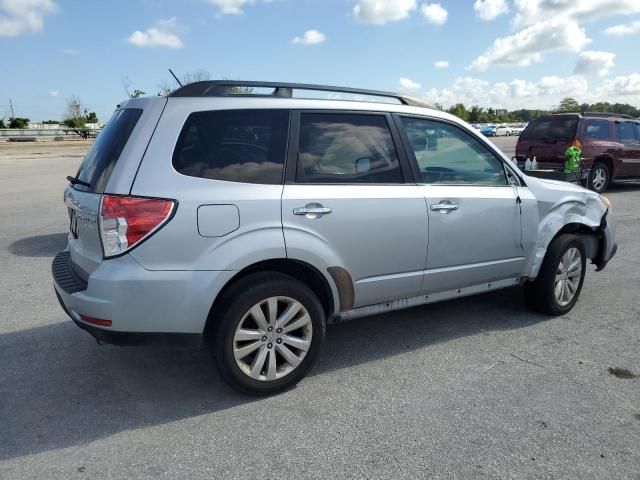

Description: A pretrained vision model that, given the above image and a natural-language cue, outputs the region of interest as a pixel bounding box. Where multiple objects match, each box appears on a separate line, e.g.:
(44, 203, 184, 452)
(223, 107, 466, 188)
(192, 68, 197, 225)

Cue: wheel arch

(592, 154, 616, 178)
(203, 258, 338, 337)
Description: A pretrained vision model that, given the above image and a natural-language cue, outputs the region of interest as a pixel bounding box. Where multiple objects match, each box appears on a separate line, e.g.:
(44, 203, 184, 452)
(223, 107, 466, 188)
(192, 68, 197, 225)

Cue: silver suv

(53, 81, 617, 395)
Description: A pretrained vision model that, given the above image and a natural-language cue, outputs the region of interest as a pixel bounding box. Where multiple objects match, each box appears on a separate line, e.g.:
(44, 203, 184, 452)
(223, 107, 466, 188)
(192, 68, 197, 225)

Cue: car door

(615, 121, 640, 177)
(282, 111, 428, 309)
(395, 115, 526, 294)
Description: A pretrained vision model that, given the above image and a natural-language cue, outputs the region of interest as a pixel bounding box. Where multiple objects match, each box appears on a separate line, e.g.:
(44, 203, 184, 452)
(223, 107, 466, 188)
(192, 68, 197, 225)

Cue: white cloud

(60, 48, 79, 55)
(292, 29, 326, 45)
(210, 0, 254, 15)
(127, 17, 183, 49)
(513, 0, 640, 27)
(434, 60, 449, 69)
(353, 0, 416, 25)
(603, 20, 640, 36)
(469, 20, 590, 71)
(423, 75, 590, 109)
(399, 77, 421, 90)
(0, 0, 57, 37)
(599, 73, 640, 96)
(474, 0, 508, 21)
(49, 90, 59, 97)
(420, 3, 448, 25)
(574, 51, 615, 77)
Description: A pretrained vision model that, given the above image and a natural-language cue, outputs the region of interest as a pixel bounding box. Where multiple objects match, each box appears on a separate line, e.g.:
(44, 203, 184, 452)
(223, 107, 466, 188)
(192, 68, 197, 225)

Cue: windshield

(520, 115, 578, 142)
(74, 108, 143, 193)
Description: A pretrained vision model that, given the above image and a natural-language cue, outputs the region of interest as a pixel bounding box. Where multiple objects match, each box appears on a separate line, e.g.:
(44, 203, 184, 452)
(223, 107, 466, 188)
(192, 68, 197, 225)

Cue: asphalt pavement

(0, 138, 639, 479)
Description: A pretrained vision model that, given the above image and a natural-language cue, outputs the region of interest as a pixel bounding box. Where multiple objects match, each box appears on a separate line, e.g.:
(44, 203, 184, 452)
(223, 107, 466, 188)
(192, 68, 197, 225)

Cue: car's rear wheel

(523, 234, 586, 316)
(209, 272, 325, 396)
(589, 162, 610, 193)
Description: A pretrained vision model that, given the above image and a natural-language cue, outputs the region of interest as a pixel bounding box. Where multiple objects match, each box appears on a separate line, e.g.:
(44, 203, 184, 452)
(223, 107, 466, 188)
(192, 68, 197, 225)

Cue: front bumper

(594, 210, 617, 271)
(52, 250, 235, 345)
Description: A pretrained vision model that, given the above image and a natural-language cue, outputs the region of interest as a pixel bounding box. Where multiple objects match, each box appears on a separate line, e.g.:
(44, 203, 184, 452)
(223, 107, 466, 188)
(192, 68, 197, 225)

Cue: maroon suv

(516, 113, 640, 193)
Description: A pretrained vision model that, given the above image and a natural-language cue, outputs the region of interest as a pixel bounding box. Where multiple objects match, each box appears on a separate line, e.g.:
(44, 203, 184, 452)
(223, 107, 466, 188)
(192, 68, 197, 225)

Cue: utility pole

(9, 98, 15, 118)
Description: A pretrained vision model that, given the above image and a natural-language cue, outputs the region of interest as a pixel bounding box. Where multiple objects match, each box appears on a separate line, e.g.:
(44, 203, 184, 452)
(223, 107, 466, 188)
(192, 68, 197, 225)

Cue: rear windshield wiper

(66, 175, 91, 188)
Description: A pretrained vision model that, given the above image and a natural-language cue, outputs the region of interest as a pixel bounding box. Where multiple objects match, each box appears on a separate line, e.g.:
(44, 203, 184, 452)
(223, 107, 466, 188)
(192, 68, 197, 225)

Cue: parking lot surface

(1, 138, 639, 479)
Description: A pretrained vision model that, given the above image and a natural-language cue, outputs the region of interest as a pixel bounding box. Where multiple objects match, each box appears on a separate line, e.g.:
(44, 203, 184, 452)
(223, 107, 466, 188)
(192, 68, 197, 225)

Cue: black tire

(208, 272, 326, 396)
(522, 234, 587, 316)
(589, 161, 610, 193)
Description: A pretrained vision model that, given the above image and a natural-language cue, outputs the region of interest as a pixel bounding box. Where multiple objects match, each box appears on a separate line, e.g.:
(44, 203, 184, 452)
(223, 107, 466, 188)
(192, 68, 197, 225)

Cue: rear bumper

(52, 250, 236, 344)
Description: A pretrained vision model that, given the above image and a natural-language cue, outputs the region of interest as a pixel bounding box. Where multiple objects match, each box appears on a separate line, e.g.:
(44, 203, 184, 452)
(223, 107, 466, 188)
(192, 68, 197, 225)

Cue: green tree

(0, 119, 5, 128)
(63, 95, 87, 129)
(85, 112, 98, 123)
(447, 103, 469, 121)
(42, 119, 60, 124)
(556, 97, 580, 112)
(129, 89, 145, 98)
(9, 117, 30, 128)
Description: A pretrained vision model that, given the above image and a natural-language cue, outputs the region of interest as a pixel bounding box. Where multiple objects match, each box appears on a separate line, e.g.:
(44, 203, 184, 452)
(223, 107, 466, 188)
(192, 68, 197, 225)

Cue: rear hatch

(516, 115, 579, 168)
(64, 99, 163, 281)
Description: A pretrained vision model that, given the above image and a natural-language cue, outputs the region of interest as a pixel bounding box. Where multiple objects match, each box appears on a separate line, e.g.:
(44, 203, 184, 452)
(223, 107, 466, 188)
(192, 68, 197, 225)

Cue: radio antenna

(169, 68, 183, 87)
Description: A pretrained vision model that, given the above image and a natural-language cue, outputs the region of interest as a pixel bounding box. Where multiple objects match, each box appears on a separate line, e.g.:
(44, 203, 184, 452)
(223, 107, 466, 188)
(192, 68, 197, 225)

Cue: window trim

(284, 109, 414, 185)
(392, 113, 517, 187)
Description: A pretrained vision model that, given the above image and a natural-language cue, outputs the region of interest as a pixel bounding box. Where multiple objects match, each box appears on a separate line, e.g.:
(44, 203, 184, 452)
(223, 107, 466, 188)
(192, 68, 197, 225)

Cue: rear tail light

(80, 314, 112, 327)
(99, 195, 175, 258)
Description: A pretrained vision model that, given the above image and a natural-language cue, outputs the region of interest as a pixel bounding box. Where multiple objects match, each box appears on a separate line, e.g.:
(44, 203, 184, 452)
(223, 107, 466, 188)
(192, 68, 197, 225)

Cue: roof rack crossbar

(551, 111, 636, 119)
(169, 80, 433, 108)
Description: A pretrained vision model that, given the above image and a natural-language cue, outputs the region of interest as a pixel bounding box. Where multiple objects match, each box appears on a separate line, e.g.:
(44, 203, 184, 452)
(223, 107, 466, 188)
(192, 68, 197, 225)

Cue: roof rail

(168, 80, 434, 108)
(551, 111, 636, 119)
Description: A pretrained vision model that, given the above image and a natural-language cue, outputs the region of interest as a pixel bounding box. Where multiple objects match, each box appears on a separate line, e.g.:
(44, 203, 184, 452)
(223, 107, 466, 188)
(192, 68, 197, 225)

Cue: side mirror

(355, 156, 371, 173)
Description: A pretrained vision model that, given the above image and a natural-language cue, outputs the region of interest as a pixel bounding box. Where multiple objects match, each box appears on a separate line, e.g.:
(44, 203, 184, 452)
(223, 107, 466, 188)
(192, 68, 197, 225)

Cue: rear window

(520, 116, 578, 141)
(172, 109, 289, 184)
(74, 108, 143, 193)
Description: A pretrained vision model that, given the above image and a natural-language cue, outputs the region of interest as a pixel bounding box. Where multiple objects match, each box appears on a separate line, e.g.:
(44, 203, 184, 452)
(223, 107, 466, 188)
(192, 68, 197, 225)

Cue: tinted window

(173, 109, 289, 184)
(296, 113, 402, 184)
(618, 122, 637, 142)
(583, 119, 610, 139)
(520, 116, 578, 141)
(400, 117, 507, 186)
(74, 108, 142, 193)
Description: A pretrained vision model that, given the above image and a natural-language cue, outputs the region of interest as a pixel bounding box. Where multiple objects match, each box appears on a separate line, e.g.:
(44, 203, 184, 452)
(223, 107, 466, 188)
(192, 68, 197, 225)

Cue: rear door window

(295, 113, 403, 184)
(173, 109, 289, 184)
(583, 119, 610, 140)
(74, 108, 143, 193)
(520, 116, 578, 142)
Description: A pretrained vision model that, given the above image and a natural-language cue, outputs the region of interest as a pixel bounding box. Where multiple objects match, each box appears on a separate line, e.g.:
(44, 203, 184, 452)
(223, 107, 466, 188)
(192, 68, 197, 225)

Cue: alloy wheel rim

(554, 247, 583, 307)
(592, 167, 606, 191)
(233, 296, 312, 381)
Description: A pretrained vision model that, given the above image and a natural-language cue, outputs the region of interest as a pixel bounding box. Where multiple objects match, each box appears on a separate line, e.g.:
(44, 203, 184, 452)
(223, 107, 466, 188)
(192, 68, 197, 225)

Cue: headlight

(599, 195, 612, 210)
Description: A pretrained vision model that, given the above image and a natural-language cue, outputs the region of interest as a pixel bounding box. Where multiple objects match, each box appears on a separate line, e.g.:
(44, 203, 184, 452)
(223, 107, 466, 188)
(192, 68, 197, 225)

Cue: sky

(1, 0, 640, 122)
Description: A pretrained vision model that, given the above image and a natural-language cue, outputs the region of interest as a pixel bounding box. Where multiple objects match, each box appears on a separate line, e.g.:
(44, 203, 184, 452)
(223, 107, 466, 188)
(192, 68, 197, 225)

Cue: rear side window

(173, 109, 289, 184)
(520, 116, 578, 141)
(296, 113, 402, 184)
(617, 122, 637, 142)
(74, 108, 142, 193)
(583, 119, 610, 140)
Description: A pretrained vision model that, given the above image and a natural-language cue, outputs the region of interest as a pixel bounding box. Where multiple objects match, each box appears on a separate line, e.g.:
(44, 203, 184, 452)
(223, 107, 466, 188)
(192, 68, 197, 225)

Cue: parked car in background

(516, 112, 640, 193)
(481, 125, 497, 136)
(53, 81, 617, 395)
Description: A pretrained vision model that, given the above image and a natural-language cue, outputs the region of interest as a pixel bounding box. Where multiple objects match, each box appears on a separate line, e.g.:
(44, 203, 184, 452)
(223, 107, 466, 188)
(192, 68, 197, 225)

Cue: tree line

(445, 97, 640, 123)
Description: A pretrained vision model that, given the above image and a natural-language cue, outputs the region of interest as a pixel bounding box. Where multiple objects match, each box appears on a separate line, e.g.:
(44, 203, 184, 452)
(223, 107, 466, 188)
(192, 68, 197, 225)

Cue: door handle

(293, 204, 332, 217)
(430, 202, 458, 212)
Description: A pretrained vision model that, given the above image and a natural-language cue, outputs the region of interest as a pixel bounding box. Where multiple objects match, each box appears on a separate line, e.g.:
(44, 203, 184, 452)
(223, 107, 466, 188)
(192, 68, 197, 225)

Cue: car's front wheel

(209, 272, 326, 396)
(523, 234, 586, 316)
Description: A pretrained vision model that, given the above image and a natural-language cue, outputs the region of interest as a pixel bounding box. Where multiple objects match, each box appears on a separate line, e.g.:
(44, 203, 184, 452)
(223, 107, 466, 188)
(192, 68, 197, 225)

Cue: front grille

(52, 251, 87, 294)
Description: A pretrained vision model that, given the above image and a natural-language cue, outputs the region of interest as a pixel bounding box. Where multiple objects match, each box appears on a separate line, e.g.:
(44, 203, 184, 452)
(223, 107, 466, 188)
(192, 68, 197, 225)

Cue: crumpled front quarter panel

(525, 177, 607, 277)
